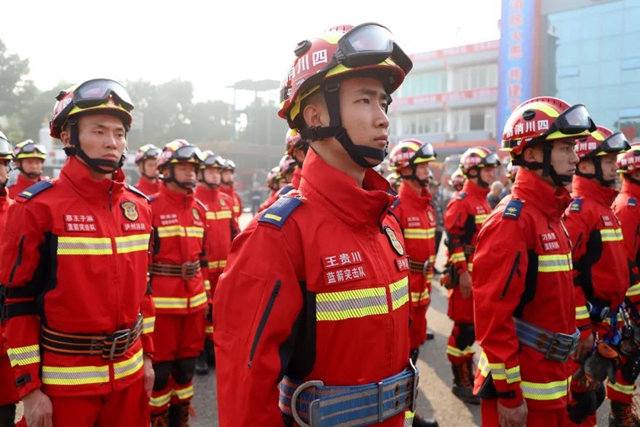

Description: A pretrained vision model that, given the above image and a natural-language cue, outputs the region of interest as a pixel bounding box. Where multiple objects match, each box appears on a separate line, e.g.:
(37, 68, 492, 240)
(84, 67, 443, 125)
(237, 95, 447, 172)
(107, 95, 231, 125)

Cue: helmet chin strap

(299, 83, 387, 169)
(513, 142, 572, 187)
(15, 161, 43, 179)
(161, 164, 195, 190)
(467, 168, 490, 188)
(68, 120, 123, 174)
(401, 165, 430, 188)
(199, 172, 220, 189)
(575, 157, 616, 187)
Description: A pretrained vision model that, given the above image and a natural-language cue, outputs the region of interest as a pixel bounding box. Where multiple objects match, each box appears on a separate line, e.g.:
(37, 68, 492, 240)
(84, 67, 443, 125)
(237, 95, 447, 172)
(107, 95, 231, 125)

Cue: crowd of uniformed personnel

(1, 20, 640, 427)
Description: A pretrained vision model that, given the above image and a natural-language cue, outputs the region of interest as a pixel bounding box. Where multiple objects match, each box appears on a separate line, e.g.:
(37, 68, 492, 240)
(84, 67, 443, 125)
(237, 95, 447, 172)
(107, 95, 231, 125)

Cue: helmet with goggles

(267, 166, 283, 190)
(135, 144, 161, 164)
(279, 155, 297, 179)
(14, 140, 46, 161)
(200, 150, 225, 169)
(575, 126, 629, 187)
(157, 140, 203, 190)
(459, 147, 500, 188)
(278, 22, 412, 169)
(449, 169, 465, 190)
(617, 144, 640, 175)
(221, 159, 236, 172)
(0, 132, 13, 163)
(388, 139, 436, 187)
(285, 129, 308, 158)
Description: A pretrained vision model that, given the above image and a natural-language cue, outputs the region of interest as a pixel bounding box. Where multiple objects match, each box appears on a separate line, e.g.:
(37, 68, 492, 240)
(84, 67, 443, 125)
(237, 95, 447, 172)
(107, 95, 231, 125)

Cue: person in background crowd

(487, 180, 504, 210)
(7, 140, 48, 199)
(134, 144, 162, 196)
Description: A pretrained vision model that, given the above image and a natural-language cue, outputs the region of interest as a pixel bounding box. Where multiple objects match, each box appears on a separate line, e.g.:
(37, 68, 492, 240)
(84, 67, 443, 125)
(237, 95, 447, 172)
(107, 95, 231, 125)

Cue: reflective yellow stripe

(446, 345, 474, 358)
(7, 344, 40, 367)
(450, 252, 466, 263)
(115, 233, 150, 254)
(538, 254, 572, 272)
(468, 262, 473, 273)
(173, 384, 194, 400)
(42, 364, 109, 386)
(390, 276, 409, 311)
(411, 289, 430, 303)
(264, 213, 281, 222)
(207, 210, 233, 220)
(404, 228, 428, 239)
(113, 349, 144, 380)
(521, 377, 571, 400)
(157, 225, 185, 238)
(505, 366, 522, 384)
(404, 411, 415, 427)
(204, 280, 211, 292)
(426, 227, 435, 239)
(316, 287, 388, 321)
(608, 381, 635, 395)
(153, 297, 188, 309)
(233, 206, 240, 213)
(219, 260, 227, 268)
(208, 260, 227, 269)
(600, 228, 623, 242)
(478, 352, 490, 377)
(190, 292, 208, 308)
(475, 214, 488, 224)
(627, 283, 640, 297)
(576, 305, 590, 320)
(57, 236, 112, 255)
(186, 226, 204, 238)
(150, 391, 172, 407)
(143, 316, 155, 334)
(205, 325, 214, 334)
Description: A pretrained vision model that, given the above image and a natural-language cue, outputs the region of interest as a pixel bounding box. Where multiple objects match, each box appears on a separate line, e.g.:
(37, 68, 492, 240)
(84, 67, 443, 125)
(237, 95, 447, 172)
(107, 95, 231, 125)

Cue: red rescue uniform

(7, 174, 44, 200)
(473, 168, 575, 426)
(213, 150, 414, 427)
(443, 179, 490, 365)
(149, 182, 208, 415)
(391, 181, 436, 350)
(0, 157, 154, 426)
(134, 177, 160, 197)
(564, 176, 630, 425)
(613, 179, 640, 315)
(220, 185, 242, 221)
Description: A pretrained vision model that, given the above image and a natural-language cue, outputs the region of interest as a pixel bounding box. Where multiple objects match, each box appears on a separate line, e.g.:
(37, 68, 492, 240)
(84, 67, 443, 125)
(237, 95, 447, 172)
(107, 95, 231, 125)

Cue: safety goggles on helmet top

(172, 145, 204, 163)
(538, 104, 596, 141)
(415, 143, 436, 160)
(203, 154, 225, 168)
(59, 78, 134, 112)
(482, 153, 500, 166)
(143, 147, 161, 158)
(600, 132, 631, 154)
(18, 142, 47, 156)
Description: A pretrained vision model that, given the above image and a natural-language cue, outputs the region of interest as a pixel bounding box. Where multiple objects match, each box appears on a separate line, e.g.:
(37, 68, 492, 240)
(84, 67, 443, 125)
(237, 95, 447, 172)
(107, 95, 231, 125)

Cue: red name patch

(395, 258, 409, 272)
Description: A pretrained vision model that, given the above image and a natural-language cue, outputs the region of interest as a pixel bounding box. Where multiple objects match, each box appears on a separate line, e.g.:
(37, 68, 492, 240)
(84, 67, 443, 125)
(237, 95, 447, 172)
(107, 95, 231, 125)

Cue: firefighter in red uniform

(563, 126, 632, 427)
(220, 159, 242, 221)
(7, 140, 48, 199)
(443, 146, 499, 404)
(389, 139, 438, 363)
(449, 169, 465, 194)
(387, 171, 401, 193)
(0, 78, 155, 427)
(148, 140, 209, 426)
(0, 133, 23, 427)
(612, 144, 640, 426)
(286, 128, 309, 190)
(194, 150, 239, 376)
(213, 22, 438, 427)
(258, 166, 285, 213)
(134, 144, 162, 196)
(473, 96, 591, 427)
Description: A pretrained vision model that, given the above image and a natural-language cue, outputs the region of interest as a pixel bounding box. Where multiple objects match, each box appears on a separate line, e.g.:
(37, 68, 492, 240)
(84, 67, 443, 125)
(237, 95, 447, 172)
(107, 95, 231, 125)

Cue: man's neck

(405, 179, 423, 195)
(311, 141, 366, 187)
(168, 182, 190, 194)
(21, 173, 39, 183)
(142, 175, 157, 183)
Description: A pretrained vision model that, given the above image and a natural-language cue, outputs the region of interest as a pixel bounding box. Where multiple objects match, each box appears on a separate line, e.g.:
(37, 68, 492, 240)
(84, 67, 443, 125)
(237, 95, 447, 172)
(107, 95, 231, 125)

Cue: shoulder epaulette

(457, 192, 467, 200)
(280, 185, 294, 196)
(628, 197, 637, 207)
(258, 196, 303, 229)
(502, 198, 524, 220)
(17, 181, 53, 201)
(125, 184, 150, 201)
(390, 198, 401, 210)
(195, 199, 207, 211)
(569, 198, 583, 213)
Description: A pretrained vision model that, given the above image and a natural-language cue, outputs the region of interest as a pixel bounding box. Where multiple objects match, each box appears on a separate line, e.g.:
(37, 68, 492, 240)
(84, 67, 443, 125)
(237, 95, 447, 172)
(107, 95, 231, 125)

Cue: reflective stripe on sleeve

(576, 305, 590, 320)
(627, 283, 640, 297)
(142, 316, 155, 334)
(7, 344, 40, 367)
(450, 252, 466, 263)
(600, 228, 623, 242)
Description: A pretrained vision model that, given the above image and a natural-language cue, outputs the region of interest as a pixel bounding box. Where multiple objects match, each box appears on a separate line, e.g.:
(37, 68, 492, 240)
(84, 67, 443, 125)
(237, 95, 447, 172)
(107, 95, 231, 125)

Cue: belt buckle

(546, 332, 573, 362)
(422, 260, 430, 277)
(409, 358, 419, 412)
(181, 262, 192, 280)
(107, 328, 132, 360)
(291, 380, 324, 427)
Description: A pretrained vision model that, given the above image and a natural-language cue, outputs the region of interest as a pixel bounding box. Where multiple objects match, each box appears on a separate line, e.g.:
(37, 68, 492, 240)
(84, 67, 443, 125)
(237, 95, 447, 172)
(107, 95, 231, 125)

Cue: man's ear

(303, 103, 323, 128)
(60, 129, 72, 148)
(522, 145, 541, 163)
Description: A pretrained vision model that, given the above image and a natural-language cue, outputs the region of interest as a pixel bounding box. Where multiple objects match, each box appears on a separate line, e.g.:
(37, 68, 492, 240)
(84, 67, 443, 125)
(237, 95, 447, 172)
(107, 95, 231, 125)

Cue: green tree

(0, 39, 30, 118)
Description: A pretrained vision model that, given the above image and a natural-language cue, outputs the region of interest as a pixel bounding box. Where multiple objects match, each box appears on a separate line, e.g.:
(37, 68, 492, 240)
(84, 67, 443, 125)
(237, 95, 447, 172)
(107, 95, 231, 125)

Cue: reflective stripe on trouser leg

(447, 323, 475, 365)
(149, 383, 172, 415)
(171, 381, 194, 404)
(607, 375, 635, 405)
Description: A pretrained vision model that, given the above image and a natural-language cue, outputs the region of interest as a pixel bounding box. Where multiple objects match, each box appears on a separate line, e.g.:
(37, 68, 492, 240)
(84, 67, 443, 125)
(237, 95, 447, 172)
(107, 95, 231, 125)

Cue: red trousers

(0, 351, 19, 406)
(153, 311, 205, 362)
(482, 398, 566, 427)
(410, 304, 428, 349)
(50, 377, 149, 427)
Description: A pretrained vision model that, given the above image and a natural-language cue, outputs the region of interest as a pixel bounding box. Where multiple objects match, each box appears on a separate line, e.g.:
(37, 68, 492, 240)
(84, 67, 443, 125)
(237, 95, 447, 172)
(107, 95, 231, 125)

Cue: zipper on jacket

(108, 185, 113, 212)
(8, 236, 25, 284)
(500, 251, 521, 299)
(248, 280, 282, 369)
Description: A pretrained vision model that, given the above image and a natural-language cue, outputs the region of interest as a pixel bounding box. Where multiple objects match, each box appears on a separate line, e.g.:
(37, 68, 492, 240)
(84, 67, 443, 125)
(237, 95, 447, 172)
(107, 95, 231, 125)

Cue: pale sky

(2, 0, 500, 105)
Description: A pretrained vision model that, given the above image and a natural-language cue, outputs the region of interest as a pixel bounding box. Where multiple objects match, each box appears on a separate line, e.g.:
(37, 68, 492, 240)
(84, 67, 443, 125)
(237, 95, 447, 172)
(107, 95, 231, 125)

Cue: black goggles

(416, 144, 436, 160)
(19, 142, 47, 155)
(142, 147, 161, 158)
(173, 145, 204, 163)
(60, 78, 134, 112)
(223, 160, 236, 170)
(203, 155, 224, 168)
(480, 153, 501, 167)
(601, 132, 631, 154)
(539, 104, 596, 140)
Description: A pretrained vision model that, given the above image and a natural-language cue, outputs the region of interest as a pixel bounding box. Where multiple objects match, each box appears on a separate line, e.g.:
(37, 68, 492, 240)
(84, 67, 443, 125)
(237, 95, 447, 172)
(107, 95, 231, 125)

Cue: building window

(452, 110, 470, 132)
(398, 71, 446, 97)
(484, 108, 496, 133)
(452, 64, 498, 91)
(399, 112, 445, 135)
(451, 108, 495, 133)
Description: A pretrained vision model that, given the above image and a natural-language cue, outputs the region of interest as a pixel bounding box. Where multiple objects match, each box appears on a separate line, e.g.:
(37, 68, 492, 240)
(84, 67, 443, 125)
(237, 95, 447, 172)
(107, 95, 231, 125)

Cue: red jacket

(150, 183, 209, 315)
(291, 166, 302, 189)
(213, 150, 411, 427)
(564, 176, 629, 338)
(134, 177, 160, 197)
(391, 181, 436, 305)
(195, 185, 239, 295)
(612, 179, 640, 308)
(473, 168, 575, 410)
(220, 185, 242, 221)
(8, 174, 43, 200)
(0, 157, 154, 398)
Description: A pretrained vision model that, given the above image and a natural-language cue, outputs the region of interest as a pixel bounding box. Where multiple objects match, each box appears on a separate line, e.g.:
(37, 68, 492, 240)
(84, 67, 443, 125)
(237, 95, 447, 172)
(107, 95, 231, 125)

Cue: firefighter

(0, 132, 23, 427)
(194, 150, 239, 376)
(134, 144, 162, 196)
(563, 126, 631, 427)
(473, 96, 591, 427)
(449, 169, 465, 193)
(258, 166, 285, 213)
(442, 146, 499, 404)
(285, 128, 309, 190)
(505, 159, 520, 184)
(220, 159, 242, 221)
(612, 144, 640, 426)
(0, 78, 155, 427)
(148, 140, 209, 426)
(387, 171, 401, 193)
(7, 140, 48, 199)
(389, 139, 438, 363)
(213, 22, 439, 427)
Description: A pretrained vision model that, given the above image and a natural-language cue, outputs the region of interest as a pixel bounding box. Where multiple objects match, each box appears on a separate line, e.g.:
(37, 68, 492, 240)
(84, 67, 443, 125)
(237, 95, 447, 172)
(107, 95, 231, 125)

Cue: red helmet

(285, 129, 307, 156)
(501, 97, 596, 156)
(279, 155, 297, 177)
(14, 140, 46, 161)
(267, 166, 283, 190)
(278, 22, 412, 128)
(201, 150, 225, 169)
(388, 139, 436, 171)
(617, 144, 640, 174)
(221, 159, 236, 172)
(459, 147, 500, 176)
(575, 126, 630, 160)
(156, 140, 203, 171)
(386, 171, 400, 188)
(50, 78, 134, 139)
(135, 144, 161, 163)
(449, 169, 465, 189)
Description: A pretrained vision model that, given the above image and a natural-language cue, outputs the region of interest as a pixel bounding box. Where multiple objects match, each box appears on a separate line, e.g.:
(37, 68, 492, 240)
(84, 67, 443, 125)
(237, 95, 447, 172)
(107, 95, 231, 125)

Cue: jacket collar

(622, 179, 640, 200)
(299, 149, 395, 229)
(159, 181, 195, 206)
(59, 156, 126, 199)
(16, 173, 40, 188)
(0, 190, 10, 211)
(511, 168, 572, 219)
(195, 184, 220, 204)
(398, 181, 432, 208)
(462, 179, 490, 198)
(572, 175, 618, 207)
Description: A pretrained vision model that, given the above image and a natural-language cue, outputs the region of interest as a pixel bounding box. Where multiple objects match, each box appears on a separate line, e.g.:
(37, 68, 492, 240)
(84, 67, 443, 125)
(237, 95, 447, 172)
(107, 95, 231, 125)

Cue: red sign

(410, 40, 500, 63)
(394, 87, 498, 108)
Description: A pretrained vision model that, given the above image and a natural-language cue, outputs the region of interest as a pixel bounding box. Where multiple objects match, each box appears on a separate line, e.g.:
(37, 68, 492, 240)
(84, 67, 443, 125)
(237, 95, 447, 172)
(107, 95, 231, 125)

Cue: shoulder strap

(17, 181, 54, 201)
(258, 196, 303, 229)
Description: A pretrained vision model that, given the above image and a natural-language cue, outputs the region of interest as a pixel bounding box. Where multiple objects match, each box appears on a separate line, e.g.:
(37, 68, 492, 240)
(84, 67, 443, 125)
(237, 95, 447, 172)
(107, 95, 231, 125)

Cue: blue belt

(514, 317, 580, 362)
(278, 362, 419, 427)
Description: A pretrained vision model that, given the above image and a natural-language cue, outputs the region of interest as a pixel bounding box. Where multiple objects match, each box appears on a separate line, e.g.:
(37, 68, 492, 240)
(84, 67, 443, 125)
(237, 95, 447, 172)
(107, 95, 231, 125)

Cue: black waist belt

(41, 314, 143, 360)
(150, 261, 201, 279)
(408, 259, 430, 275)
(463, 245, 475, 256)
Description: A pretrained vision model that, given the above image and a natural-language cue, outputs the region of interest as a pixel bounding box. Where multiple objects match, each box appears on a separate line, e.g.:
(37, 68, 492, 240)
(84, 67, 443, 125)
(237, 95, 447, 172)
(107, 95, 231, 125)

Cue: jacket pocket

(500, 251, 521, 299)
(248, 280, 282, 368)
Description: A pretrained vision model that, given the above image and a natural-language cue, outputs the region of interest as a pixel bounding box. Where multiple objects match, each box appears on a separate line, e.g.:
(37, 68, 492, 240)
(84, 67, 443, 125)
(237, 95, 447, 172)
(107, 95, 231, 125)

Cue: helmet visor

(72, 79, 134, 111)
(173, 145, 203, 163)
(142, 147, 161, 158)
(203, 154, 224, 168)
(20, 143, 47, 155)
(542, 104, 596, 139)
(602, 132, 631, 154)
(480, 153, 501, 167)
